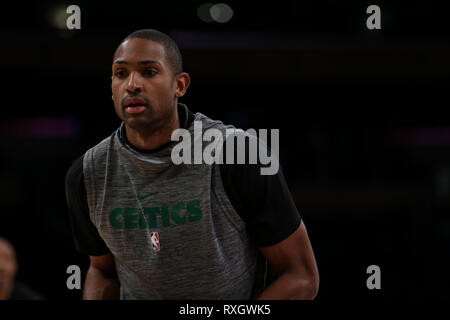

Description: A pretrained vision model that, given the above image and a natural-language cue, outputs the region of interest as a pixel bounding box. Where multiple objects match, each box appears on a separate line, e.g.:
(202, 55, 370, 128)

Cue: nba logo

(150, 232, 160, 252)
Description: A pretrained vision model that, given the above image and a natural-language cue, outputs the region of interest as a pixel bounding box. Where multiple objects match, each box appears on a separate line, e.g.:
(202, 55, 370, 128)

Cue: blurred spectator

(0, 237, 44, 300)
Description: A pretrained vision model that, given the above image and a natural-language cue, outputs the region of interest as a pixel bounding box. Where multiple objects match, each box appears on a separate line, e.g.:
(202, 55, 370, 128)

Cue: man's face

(111, 38, 178, 132)
(0, 240, 17, 288)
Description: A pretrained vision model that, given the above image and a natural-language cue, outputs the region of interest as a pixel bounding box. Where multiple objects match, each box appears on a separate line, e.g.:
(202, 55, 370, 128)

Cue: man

(0, 238, 44, 300)
(0, 238, 18, 300)
(65, 29, 319, 299)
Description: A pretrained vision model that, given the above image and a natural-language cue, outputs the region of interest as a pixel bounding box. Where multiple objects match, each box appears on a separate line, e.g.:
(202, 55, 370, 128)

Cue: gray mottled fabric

(83, 112, 262, 299)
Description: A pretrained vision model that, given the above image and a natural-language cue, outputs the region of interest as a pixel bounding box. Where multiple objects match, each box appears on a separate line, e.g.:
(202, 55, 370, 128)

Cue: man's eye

(115, 70, 127, 78)
(143, 69, 156, 77)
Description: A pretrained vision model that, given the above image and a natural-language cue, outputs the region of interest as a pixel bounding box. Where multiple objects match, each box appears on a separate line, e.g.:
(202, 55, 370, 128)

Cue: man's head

(111, 29, 190, 134)
(0, 238, 17, 290)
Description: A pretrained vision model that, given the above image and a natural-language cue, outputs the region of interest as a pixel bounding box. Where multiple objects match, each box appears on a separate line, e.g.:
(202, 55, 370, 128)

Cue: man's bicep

(65, 156, 110, 256)
(220, 157, 302, 247)
(258, 221, 318, 278)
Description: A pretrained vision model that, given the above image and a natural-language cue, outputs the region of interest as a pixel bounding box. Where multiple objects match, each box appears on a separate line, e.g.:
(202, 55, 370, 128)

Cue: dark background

(1, 0, 450, 299)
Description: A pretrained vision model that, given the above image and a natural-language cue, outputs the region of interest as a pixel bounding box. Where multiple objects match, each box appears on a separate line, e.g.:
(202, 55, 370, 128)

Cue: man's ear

(111, 75, 114, 100)
(174, 72, 191, 98)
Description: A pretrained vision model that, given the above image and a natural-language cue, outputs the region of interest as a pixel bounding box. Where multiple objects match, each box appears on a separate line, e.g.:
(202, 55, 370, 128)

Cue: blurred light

(197, 3, 233, 23)
(2, 116, 80, 139)
(51, 6, 68, 30)
(210, 3, 233, 23)
(197, 3, 214, 23)
(398, 128, 450, 146)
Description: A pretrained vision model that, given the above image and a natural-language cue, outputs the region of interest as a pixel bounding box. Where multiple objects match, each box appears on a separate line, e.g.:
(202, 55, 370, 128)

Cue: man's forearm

(256, 271, 318, 300)
(83, 266, 120, 300)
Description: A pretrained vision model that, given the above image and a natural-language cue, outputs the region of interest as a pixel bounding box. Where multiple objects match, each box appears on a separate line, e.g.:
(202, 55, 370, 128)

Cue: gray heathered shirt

(82, 111, 265, 299)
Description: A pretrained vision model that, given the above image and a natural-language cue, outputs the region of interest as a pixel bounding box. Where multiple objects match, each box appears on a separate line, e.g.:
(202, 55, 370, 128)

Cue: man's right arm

(83, 254, 120, 300)
(65, 156, 118, 299)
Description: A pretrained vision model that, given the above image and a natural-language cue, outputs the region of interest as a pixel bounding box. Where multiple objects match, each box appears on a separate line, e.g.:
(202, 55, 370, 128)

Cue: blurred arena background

(1, 0, 450, 299)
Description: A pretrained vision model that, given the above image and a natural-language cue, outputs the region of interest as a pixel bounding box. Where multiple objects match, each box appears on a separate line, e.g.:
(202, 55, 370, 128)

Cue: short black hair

(114, 29, 183, 75)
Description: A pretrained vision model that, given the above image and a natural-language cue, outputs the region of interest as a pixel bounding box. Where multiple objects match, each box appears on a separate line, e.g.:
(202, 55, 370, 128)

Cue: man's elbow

(306, 276, 319, 299)
(294, 272, 319, 300)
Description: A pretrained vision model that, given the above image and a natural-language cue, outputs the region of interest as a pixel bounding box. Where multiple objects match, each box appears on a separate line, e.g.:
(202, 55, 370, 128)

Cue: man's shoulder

(91, 132, 117, 152)
(192, 111, 236, 133)
(66, 154, 84, 186)
(66, 128, 118, 181)
(82, 129, 120, 164)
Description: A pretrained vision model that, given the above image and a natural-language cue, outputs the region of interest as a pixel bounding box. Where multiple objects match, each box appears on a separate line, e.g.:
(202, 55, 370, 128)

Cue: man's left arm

(257, 221, 319, 300)
(219, 132, 319, 299)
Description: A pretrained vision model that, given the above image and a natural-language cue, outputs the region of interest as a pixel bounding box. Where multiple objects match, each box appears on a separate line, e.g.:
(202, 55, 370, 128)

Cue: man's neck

(125, 111, 180, 151)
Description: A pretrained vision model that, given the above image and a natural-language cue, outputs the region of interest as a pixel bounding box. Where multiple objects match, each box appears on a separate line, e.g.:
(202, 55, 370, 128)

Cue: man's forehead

(113, 38, 166, 63)
(0, 240, 14, 256)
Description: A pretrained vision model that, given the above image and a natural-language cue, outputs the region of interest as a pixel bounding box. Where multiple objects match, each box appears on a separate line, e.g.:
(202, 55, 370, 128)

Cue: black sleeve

(65, 155, 110, 256)
(219, 136, 301, 247)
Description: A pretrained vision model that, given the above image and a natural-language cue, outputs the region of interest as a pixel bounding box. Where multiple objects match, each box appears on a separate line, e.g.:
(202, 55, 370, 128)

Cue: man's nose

(126, 72, 143, 92)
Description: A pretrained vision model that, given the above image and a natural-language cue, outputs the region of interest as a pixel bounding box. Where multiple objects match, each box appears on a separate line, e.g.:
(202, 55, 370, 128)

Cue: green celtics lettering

(109, 200, 203, 229)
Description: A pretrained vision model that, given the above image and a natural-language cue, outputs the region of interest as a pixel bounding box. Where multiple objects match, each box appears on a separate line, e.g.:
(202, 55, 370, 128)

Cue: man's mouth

(123, 97, 148, 114)
(125, 105, 147, 114)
